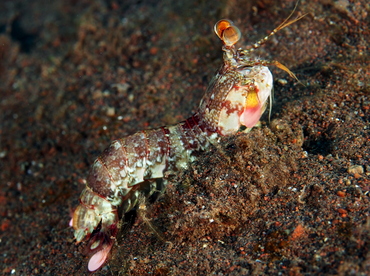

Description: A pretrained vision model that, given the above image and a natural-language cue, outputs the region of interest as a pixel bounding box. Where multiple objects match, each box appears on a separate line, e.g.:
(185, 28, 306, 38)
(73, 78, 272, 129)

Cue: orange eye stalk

(214, 19, 241, 46)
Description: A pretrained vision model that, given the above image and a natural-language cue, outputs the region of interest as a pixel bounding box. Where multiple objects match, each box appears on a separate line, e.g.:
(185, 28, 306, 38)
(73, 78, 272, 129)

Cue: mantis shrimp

(71, 9, 305, 272)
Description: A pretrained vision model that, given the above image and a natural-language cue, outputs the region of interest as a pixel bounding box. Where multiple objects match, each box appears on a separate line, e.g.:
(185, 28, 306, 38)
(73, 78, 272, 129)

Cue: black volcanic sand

(0, 0, 369, 275)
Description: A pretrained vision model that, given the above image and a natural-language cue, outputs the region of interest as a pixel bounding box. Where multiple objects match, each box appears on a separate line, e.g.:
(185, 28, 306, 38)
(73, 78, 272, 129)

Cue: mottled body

(71, 14, 302, 271)
(73, 64, 272, 243)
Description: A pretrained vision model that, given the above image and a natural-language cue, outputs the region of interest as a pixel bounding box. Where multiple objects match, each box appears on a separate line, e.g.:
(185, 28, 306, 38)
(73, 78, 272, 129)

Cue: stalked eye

(214, 19, 232, 39)
(222, 26, 241, 46)
(214, 19, 241, 46)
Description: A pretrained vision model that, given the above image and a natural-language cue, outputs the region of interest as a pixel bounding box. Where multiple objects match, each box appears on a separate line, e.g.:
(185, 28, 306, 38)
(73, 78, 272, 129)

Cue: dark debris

(0, 0, 369, 275)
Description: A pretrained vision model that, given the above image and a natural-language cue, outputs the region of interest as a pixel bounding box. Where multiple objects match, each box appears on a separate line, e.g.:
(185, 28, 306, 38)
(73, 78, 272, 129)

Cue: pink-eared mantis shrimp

(71, 8, 305, 272)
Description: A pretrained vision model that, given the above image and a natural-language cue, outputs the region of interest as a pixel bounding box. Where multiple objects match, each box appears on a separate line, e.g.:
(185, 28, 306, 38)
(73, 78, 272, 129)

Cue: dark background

(0, 0, 369, 275)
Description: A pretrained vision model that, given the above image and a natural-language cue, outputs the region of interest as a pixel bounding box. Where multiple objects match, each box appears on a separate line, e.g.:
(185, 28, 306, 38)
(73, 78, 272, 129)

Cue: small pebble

(106, 107, 115, 117)
(337, 191, 346, 197)
(277, 79, 288, 85)
(347, 165, 364, 175)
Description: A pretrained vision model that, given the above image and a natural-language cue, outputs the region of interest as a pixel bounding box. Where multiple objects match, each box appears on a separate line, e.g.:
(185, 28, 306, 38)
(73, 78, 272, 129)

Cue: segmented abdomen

(86, 114, 213, 209)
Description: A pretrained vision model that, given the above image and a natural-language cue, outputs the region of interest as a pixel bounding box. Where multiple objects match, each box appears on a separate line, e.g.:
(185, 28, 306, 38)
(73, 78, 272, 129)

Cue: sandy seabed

(0, 0, 369, 275)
